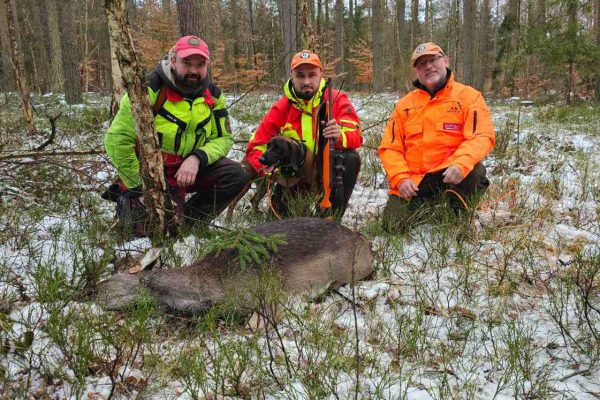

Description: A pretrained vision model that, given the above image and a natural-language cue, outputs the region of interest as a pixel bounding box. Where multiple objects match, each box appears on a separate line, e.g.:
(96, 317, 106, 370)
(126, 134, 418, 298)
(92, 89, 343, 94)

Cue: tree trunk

(279, 0, 297, 77)
(298, 0, 315, 50)
(565, 0, 577, 104)
(410, 0, 419, 49)
(176, 0, 199, 36)
(162, 0, 172, 14)
(493, 0, 519, 94)
(0, 1, 15, 90)
(475, 0, 490, 91)
(316, 0, 322, 51)
(58, 0, 83, 104)
(4, 0, 35, 134)
(395, 0, 407, 90)
(595, 0, 600, 102)
(349, 0, 354, 19)
(372, 0, 385, 90)
(537, 0, 546, 24)
(105, 0, 173, 244)
(41, 0, 64, 93)
(462, 0, 476, 85)
(82, 0, 91, 93)
(334, 0, 344, 75)
(247, 0, 258, 71)
(22, 0, 48, 94)
(108, 26, 125, 117)
(196, 0, 211, 43)
(424, 0, 432, 40)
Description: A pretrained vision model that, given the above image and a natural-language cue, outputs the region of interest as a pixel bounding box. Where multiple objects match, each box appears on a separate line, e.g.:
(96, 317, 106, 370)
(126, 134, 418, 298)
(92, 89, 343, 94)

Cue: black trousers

(409, 162, 489, 208)
(114, 157, 249, 235)
(184, 157, 250, 223)
(382, 162, 489, 232)
(272, 149, 361, 219)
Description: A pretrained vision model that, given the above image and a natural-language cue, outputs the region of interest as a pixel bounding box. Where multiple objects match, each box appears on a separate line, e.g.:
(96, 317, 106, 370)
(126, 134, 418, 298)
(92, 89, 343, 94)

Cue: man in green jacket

(105, 36, 248, 232)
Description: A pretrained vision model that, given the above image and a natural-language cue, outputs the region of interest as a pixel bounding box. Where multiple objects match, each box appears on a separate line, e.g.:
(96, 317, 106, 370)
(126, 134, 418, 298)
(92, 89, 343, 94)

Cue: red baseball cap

(174, 36, 210, 60)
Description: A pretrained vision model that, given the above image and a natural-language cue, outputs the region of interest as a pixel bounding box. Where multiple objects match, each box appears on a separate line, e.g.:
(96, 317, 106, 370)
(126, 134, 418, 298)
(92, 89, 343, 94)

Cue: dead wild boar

(96, 217, 373, 315)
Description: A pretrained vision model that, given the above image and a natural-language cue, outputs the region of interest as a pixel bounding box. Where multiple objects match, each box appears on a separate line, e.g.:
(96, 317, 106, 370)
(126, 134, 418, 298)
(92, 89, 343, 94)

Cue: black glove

(101, 182, 122, 202)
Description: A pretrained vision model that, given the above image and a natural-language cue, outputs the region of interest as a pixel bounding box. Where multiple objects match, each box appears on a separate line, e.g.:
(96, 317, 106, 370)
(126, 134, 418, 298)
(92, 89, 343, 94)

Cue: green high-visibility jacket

(105, 72, 233, 189)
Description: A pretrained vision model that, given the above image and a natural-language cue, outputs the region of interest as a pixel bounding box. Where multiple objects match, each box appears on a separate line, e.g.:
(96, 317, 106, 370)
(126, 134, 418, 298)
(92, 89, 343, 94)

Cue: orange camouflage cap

(411, 42, 445, 67)
(290, 50, 323, 70)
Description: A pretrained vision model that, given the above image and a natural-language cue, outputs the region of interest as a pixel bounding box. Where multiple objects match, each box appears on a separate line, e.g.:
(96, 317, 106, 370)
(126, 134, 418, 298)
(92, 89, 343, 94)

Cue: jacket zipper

(391, 121, 396, 143)
(174, 127, 182, 154)
(472, 110, 478, 135)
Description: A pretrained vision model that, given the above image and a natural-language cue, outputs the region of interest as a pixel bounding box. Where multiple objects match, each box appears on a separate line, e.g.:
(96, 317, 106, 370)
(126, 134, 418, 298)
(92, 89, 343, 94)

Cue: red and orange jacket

(246, 79, 362, 174)
(378, 72, 495, 196)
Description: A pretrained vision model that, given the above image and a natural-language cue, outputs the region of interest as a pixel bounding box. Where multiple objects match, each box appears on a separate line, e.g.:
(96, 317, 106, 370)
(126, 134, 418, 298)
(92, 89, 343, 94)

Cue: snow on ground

(1, 93, 599, 399)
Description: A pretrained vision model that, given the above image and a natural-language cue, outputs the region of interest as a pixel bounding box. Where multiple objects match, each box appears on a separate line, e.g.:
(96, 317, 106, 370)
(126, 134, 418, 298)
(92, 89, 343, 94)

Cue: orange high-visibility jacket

(378, 73, 495, 196)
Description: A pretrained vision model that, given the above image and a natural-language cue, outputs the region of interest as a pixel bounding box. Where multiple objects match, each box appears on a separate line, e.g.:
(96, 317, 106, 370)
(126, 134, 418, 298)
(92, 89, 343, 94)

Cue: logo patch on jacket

(443, 123, 463, 131)
(447, 105, 461, 113)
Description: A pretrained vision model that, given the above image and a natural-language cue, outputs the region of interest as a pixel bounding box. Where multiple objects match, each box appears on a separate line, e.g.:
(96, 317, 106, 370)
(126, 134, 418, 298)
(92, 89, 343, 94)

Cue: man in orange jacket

(378, 42, 495, 231)
(246, 50, 362, 218)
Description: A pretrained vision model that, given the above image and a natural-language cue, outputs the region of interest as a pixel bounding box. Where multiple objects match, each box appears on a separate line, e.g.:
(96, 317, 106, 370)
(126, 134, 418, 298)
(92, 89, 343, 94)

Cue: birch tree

(4, 0, 35, 134)
(105, 0, 174, 244)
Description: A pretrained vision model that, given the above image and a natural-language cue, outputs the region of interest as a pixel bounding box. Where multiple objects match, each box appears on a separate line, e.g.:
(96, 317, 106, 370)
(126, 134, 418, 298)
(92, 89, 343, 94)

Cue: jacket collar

(284, 78, 327, 112)
(413, 68, 454, 98)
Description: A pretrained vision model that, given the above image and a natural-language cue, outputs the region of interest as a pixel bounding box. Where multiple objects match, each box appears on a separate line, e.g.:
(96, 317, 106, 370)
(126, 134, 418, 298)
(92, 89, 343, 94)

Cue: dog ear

(290, 142, 302, 171)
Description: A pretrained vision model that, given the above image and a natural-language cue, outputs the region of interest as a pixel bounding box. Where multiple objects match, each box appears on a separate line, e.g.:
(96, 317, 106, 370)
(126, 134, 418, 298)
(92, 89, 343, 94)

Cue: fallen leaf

(128, 264, 143, 274)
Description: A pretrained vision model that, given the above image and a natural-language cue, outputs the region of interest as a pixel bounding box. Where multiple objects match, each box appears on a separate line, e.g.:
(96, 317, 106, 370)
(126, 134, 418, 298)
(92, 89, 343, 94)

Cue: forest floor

(0, 91, 599, 399)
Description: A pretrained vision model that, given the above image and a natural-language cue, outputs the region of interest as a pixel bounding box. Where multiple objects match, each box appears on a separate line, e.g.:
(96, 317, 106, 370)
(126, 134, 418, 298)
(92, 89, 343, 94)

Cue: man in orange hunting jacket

(378, 42, 495, 231)
(246, 50, 362, 218)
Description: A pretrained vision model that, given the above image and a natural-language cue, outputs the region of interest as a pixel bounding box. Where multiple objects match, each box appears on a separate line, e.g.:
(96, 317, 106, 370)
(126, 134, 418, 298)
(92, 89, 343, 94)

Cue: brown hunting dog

(96, 218, 373, 315)
(227, 136, 316, 218)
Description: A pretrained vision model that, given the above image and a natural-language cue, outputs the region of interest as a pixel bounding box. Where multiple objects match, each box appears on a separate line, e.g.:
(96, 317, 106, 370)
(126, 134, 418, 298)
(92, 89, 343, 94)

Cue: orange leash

(444, 189, 470, 212)
(478, 189, 517, 211)
(266, 175, 282, 220)
(444, 189, 478, 240)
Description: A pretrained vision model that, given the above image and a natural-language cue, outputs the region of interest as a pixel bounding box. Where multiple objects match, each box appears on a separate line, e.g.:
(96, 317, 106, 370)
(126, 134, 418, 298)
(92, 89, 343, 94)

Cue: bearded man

(105, 36, 248, 234)
(245, 50, 363, 219)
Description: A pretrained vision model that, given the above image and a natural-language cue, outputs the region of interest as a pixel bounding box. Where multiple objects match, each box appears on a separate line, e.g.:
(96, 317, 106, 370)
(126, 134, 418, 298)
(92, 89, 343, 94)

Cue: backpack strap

(152, 85, 168, 115)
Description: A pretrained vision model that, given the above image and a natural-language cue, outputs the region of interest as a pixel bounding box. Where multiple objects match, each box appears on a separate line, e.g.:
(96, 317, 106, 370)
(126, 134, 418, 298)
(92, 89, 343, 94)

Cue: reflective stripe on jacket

(105, 74, 233, 189)
(245, 79, 362, 174)
(378, 74, 495, 196)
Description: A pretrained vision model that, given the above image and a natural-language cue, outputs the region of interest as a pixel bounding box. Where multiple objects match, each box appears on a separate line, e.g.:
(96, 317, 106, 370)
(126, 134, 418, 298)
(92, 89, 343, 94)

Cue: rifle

(319, 79, 345, 217)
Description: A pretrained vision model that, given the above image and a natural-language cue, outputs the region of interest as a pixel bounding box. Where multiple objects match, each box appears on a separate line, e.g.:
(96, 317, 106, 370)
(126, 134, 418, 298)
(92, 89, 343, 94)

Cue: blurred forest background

(1, 0, 599, 105)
